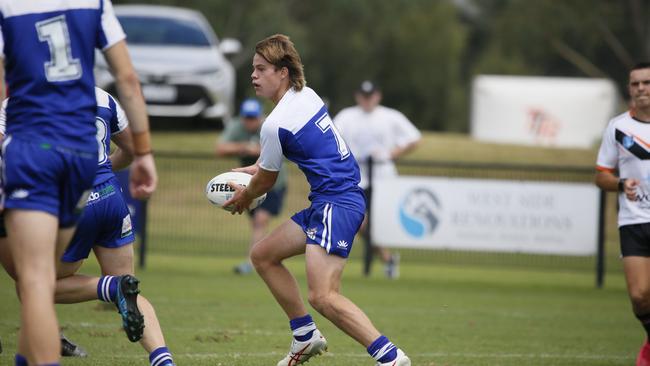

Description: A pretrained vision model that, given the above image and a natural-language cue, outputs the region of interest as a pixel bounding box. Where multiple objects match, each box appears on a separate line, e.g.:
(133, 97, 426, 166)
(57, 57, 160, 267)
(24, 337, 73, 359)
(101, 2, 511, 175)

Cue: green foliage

(473, 1, 641, 97)
(112, 0, 468, 131)
(388, 2, 467, 131)
(112, 0, 642, 132)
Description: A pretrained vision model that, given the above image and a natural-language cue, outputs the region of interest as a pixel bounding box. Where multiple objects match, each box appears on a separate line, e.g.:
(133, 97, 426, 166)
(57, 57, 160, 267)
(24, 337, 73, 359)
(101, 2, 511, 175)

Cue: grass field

(150, 130, 599, 166)
(0, 253, 640, 365)
(0, 131, 637, 365)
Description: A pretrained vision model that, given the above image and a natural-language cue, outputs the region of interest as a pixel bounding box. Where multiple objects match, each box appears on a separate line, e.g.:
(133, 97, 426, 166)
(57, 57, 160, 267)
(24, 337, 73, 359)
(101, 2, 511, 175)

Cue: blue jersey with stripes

(0, 0, 125, 151)
(259, 87, 364, 212)
(94, 87, 127, 185)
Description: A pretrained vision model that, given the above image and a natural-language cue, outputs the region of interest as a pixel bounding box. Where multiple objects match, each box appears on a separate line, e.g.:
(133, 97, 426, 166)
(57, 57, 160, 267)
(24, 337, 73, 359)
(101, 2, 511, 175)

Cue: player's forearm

(216, 142, 248, 157)
(114, 75, 150, 141)
(245, 170, 276, 199)
(114, 81, 147, 132)
(0, 63, 5, 101)
(104, 41, 152, 156)
(391, 140, 419, 160)
(110, 147, 133, 171)
(595, 171, 621, 192)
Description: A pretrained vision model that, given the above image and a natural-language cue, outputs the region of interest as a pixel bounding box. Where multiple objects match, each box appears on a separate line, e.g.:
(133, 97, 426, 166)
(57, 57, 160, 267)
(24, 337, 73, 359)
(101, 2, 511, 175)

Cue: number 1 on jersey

(36, 15, 82, 82)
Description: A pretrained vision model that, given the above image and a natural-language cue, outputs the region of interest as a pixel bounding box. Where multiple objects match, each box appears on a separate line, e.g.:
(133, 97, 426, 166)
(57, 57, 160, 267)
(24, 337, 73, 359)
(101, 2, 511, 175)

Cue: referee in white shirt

(333, 80, 421, 279)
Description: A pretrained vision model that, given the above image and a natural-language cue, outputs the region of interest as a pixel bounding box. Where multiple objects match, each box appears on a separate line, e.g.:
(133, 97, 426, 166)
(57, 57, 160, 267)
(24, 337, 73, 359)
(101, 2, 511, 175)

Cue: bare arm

(110, 126, 134, 171)
(595, 170, 639, 201)
(103, 40, 157, 198)
(215, 141, 260, 158)
(245, 167, 277, 199)
(0, 60, 5, 101)
(223, 167, 278, 214)
(594, 170, 619, 192)
(232, 162, 260, 176)
(391, 140, 419, 160)
(103, 41, 148, 136)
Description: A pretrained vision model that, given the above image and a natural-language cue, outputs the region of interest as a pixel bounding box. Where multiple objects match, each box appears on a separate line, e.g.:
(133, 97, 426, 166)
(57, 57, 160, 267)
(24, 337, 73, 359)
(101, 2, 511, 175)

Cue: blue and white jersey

(0, 0, 125, 151)
(0, 87, 128, 185)
(259, 87, 364, 212)
(95, 87, 127, 186)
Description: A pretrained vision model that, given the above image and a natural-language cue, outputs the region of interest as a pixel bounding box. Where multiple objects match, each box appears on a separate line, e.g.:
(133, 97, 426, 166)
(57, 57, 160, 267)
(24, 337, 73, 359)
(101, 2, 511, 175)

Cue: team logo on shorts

(121, 215, 133, 238)
(87, 191, 100, 202)
(9, 189, 29, 199)
(337, 240, 349, 249)
(306, 227, 317, 240)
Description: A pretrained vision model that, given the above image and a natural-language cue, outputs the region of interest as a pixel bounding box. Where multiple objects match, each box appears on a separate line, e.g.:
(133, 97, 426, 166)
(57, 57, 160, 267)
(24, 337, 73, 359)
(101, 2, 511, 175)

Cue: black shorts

(620, 223, 650, 257)
(0, 212, 5, 238)
(250, 187, 286, 217)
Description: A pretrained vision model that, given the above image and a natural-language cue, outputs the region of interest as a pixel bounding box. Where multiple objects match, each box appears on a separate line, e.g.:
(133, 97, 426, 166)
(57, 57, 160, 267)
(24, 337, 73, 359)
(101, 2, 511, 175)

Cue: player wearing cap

(225, 34, 411, 366)
(215, 98, 288, 274)
(333, 80, 421, 279)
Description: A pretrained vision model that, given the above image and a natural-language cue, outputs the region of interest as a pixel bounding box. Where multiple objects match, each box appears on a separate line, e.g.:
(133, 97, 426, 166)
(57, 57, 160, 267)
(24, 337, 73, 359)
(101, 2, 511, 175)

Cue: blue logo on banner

(398, 188, 441, 238)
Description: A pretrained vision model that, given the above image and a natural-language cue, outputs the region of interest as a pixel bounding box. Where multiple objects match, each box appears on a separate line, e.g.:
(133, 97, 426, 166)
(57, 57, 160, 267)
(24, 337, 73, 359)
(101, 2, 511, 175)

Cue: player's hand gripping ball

(205, 172, 266, 211)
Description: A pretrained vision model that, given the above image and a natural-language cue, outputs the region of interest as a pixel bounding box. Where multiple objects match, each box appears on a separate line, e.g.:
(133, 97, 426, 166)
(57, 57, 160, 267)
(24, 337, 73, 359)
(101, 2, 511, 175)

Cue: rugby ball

(205, 171, 266, 211)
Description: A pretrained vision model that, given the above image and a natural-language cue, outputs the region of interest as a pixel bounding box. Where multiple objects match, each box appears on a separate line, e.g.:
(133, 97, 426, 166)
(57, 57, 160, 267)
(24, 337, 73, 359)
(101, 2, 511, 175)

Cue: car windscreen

(118, 15, 212, 46)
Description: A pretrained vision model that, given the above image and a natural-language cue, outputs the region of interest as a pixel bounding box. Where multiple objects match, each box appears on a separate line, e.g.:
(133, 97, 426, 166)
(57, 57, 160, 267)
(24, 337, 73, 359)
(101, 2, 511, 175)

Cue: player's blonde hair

(255, 34, 305, 91)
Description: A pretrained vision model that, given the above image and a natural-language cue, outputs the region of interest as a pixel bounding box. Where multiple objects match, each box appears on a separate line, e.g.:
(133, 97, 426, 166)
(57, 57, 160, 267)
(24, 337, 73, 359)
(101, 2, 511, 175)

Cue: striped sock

(97, 275, 118, 303)
(367, 335, 397, 363)
(150, 346, 174, 366)
(14, 354, 27, 366)
(289, 314, 316, 342)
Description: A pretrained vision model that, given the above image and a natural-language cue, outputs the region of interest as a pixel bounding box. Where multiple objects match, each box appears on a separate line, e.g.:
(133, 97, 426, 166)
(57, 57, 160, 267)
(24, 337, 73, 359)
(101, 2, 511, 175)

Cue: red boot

(636, 340, 650, 366)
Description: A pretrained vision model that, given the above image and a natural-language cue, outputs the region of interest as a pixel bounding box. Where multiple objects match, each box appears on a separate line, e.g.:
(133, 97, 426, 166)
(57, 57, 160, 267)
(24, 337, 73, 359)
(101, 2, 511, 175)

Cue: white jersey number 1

(36, 15, 82, 82)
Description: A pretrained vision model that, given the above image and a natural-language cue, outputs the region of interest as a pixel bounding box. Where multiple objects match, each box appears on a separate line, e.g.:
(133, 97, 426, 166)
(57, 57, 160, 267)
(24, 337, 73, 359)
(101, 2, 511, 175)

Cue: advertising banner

(471, 75, 618, 148)
(371, 176, 600, 256)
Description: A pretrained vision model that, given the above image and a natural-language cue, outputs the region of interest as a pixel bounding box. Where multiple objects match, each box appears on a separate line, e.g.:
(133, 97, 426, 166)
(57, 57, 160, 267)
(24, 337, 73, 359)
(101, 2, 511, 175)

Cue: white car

(95, 5, 241, 121)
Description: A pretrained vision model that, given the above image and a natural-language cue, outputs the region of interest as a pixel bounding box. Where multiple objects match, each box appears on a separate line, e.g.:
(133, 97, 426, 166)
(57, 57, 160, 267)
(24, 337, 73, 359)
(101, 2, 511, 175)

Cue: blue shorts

(250, 186, 286, 217)
(62, 177, 135, 263)
(2, 136, 97, 228)
(291, 202, 364, 258)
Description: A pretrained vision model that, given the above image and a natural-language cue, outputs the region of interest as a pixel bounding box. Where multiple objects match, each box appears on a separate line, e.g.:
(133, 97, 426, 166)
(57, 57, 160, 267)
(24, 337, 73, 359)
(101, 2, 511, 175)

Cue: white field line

(40, 323, 635, 361)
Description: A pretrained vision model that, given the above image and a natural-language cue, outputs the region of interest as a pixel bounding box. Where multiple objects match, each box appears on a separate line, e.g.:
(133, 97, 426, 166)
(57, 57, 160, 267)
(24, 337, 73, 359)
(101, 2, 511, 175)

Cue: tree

(471, 0, 647, 101)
